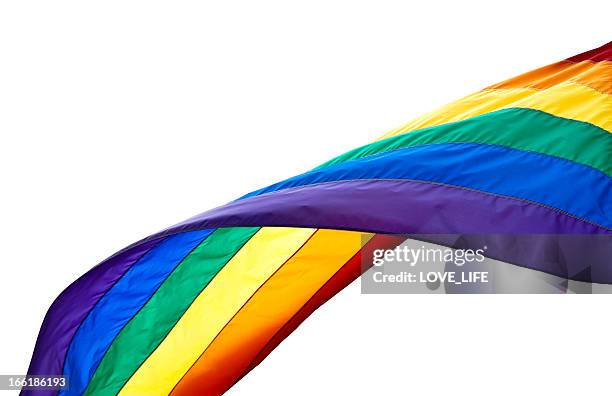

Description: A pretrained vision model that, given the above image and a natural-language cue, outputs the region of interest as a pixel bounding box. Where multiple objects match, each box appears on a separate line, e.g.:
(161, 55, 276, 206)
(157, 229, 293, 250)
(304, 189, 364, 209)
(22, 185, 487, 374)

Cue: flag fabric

(24, 41, 612, 396)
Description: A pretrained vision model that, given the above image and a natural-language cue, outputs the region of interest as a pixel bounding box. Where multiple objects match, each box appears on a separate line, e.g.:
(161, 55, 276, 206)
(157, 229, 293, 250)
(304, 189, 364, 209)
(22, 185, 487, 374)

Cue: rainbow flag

(25, 41, 611, 395)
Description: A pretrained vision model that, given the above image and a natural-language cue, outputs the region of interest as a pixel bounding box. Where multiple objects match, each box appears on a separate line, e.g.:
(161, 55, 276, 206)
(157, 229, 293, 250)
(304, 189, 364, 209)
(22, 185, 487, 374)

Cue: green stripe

(318, 108, 612, 177)
(84, 226, 260, 396)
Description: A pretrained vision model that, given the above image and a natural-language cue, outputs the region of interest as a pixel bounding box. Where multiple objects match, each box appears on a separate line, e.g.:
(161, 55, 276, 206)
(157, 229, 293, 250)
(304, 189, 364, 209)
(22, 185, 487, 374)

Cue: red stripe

(566, 41, 612, 62)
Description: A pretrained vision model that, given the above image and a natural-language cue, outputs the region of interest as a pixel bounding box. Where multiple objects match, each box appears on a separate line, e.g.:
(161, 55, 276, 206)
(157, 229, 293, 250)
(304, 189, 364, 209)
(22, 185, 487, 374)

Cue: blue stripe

(245, 142, 612, 229)
(60, 229, 213, 396)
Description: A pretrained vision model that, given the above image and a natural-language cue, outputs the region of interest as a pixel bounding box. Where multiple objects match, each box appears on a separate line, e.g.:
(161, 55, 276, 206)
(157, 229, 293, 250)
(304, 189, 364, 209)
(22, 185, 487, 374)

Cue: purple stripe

(159, 179, 610, 236)
(153, 179, 612, 283)
(23, 238, 161, 396)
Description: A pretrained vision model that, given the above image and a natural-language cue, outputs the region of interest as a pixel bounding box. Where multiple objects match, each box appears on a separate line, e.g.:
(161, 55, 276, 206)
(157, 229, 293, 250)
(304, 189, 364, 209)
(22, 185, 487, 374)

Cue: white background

(1, 1, 611, 395)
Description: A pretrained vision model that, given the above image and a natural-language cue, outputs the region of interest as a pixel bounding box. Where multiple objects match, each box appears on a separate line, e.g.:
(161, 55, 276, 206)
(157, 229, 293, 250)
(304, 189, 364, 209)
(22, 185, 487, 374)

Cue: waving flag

(25, 41, 611, 395)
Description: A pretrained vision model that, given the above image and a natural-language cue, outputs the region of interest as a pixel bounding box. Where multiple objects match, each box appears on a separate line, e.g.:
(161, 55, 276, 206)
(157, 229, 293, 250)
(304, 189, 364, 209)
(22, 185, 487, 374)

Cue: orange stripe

(487, 60, 612, 94)
(234, 234, 406, 388)
(170, 229, 370, 396)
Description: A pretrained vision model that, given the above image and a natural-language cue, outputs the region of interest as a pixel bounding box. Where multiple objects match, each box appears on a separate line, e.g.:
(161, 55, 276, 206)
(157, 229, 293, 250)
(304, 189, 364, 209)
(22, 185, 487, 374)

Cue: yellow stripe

(119, 226, 317, 396)
(170, 229, 372, 395)
(380, 81, 612, 140)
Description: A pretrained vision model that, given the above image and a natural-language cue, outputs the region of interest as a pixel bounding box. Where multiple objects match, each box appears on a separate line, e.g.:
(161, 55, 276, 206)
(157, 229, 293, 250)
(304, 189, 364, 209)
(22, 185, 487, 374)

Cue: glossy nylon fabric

(60, 229, 214, 396)
(23, 41, 612, 396)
